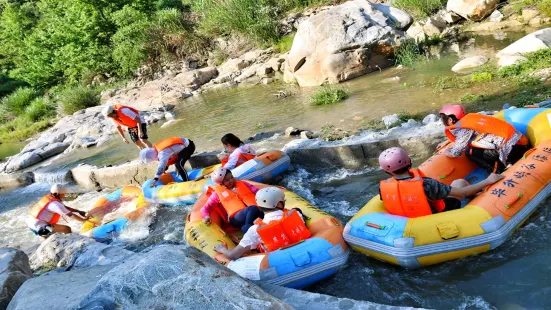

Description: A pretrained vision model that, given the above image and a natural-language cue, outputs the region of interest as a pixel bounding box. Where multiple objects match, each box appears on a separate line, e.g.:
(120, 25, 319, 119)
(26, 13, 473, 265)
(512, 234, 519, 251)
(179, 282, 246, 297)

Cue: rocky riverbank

(3, 235, 419, 309)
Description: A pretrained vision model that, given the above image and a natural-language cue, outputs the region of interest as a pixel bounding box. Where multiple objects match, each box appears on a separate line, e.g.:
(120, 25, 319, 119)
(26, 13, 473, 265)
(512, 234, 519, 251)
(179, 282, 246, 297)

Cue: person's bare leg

(134, 140, 146, 150)
(141, 139, 152, 148)
(51, 224, 72, 236)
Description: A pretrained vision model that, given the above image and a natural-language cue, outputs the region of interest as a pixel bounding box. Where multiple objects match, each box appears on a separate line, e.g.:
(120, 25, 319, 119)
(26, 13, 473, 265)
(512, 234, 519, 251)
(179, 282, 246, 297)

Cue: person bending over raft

(214, 187, 310, 260)
(439, 105, 529, 173)
(27, 184, 89, 238)
(378, 147, 504, 218)
(139, 137, 196, 186)
(218, 133, 256, 169)
(102, 105, 152, 150)
(201, 167, 263, 233)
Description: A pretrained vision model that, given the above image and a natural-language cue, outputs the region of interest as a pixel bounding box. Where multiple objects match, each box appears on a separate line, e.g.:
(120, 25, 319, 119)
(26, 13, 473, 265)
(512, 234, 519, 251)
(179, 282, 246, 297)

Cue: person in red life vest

(439, 105, 529, 173)
(201, 167, 263, 233)
(378, 147, 504, 218)
(139, 137, 196, 186)
(214, 187, 310, 259)
(27, 184, 89, 238)
(102, 105, 152, 150)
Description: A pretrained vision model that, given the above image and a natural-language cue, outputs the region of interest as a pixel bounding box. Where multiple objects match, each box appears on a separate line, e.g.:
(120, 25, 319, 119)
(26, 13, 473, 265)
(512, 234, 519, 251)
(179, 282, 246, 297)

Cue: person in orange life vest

(439, 105, 529, 173)
(27, 184, 89, 238)
(201, 167, 263, 233)
(218, 133, 256, 169)
(139, 137, 196, 186)
(214, 187, 309, 260)
(378, 147, 504, 217)
(102, 105, 152, 150)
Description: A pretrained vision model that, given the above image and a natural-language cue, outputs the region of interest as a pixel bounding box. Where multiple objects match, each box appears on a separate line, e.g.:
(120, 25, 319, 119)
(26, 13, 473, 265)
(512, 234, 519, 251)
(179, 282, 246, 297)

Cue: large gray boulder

(284, 0, 411, 86)
(0, 248, 32, 309)
(0, 172, 34, 190)
(496, 28, 551, 58)
(451, 55, 489, 72)
(77, 245, 290, 309)
(8, 264, 116, 310)
(446, 0, 499, 21)
(30, 234, 133, 271)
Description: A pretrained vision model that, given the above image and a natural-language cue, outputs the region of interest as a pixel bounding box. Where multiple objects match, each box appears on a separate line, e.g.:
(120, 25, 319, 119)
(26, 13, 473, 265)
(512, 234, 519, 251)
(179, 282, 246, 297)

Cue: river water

(1, 30, 550, 309)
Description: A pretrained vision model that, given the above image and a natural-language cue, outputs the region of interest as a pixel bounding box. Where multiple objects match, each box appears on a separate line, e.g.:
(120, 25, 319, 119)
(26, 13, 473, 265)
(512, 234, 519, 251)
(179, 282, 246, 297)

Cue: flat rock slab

(259, 283, 422, 310)
(0, 248, 32, 309)
(7, 264, 116, 310)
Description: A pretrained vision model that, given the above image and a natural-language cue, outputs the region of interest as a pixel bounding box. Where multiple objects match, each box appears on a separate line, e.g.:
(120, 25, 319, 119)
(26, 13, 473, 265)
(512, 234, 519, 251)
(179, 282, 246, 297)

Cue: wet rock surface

(0, 248, 32, 309)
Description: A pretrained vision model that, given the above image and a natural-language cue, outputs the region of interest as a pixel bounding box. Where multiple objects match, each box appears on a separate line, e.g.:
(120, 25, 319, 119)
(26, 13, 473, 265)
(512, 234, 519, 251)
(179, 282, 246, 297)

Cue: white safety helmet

(139, 148, 158, 163)
(211, 167, 228, 185)
(256, 187, 285, 209)
(50, 184, 67, 196)
(101, 105, 115, 117)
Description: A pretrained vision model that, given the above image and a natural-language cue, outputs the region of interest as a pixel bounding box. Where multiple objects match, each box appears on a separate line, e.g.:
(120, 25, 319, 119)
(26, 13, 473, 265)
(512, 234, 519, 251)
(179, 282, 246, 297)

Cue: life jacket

(29, 194, 62, 225)
(220, 151, 255, 168)
(379, 169, 445, 218)
(112, 104, 140, 128)
(154, 137, 185, 166)
(253, 209, 311, 252)
(445, 113, 529, 150)
(212, 181, 257, 221)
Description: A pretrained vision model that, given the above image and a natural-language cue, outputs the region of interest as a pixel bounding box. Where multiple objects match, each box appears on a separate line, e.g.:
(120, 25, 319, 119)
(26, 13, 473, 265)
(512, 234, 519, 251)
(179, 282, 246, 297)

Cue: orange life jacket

(445, 113, 529, 149)
(112, 104, 140, 128)
(380, 169, 445, 218)
(254, 209, 311, 252)
(154, 137, 185, 166)
(220, 151, 255, 168)
(29, 194, 62, 225)
(212, 181, 257, 221)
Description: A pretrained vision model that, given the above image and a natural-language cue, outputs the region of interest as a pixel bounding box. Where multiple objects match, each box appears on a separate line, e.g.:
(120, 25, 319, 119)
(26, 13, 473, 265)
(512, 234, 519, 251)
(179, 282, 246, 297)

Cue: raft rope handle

(522, 148, 537, 160)
(365, 222, 386, 230)
(505, 193, 523, 209)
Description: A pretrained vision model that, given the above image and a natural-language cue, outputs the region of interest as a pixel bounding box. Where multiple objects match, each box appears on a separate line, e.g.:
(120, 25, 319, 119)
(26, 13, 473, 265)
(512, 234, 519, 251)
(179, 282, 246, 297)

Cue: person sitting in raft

(378, 147, 504, 218)
(218, 133, 256, 169)
(201, 167, 263, 233)
(439, 105, 529, 173)
(214, 187, 310, 259)
(27, 184, 89, 239)
(102, 105, 152, 150)
(139, 137, 196, 186)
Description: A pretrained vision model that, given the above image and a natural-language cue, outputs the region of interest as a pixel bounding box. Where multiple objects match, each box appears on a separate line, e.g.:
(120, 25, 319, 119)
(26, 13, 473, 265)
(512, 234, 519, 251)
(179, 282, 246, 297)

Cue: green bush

(0, 117, 52, 143)
(537, 0, 551, 16)
(59, 86, 100, 115)
(393, 0, 446, 18)
(275, 33, 295, 53)
(498, 49, 551, 77)
(309, 85, 348, 105)
(1, 87, 40, 116)
(24, 97, 56, 122)
(394, 39, 425, 67)
(471, 71, 493, 83)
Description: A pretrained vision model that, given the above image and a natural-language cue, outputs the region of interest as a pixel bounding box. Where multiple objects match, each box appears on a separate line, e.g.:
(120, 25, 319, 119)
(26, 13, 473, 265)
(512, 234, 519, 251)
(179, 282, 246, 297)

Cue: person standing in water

(102, 104, 152, 150)
(139, 137, 196, 186)
(27, 184, 89, 238)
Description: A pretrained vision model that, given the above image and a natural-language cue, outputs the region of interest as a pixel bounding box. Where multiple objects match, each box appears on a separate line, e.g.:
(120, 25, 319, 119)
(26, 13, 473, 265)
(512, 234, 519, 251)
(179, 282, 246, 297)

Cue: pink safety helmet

(379, 147, 412, 173)
(211, 167, 228, 185)
(439, 105, 466, 120)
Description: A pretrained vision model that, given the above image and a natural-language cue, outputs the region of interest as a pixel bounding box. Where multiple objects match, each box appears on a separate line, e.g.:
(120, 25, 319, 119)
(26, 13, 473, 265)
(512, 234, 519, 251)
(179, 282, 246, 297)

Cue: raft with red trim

(80, 185, 149, 239)
(344, 108, 551, 268)
(142, 150, 291, 206)
(185, 182, 349, 288)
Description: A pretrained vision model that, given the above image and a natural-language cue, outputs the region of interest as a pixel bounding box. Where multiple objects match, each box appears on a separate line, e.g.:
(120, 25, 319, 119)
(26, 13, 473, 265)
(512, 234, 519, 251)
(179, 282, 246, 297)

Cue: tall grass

(0, 118, 52, 143)
(275, 33, 295, 53)
(393, 0, 447, 18)
(498, 49, 551, 77)
(24, 97, 56, 122)
(394, 39, 425, 67)
(309, 85, 348, 105)
(1, 87, 41, 116)
(58, 86, 100, 115)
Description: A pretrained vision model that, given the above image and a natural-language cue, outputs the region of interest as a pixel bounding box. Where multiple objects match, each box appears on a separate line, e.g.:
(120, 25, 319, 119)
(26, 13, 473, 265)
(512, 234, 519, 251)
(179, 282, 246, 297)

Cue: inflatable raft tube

(344, 108, 551, 268)
(143, 150, 291, 206)
(80, 185, 149, 239)
(185, 182, 349, 289)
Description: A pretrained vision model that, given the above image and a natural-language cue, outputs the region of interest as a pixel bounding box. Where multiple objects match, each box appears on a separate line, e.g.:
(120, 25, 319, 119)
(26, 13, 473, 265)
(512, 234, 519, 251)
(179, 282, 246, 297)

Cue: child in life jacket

(201, 167, 263, 233)
(214, 187, 310, 260)
(439, 105, 529, 173)
(378, 147, 504, 218)
(218, 133, 256, 170)
(27, 184, 89, 238)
